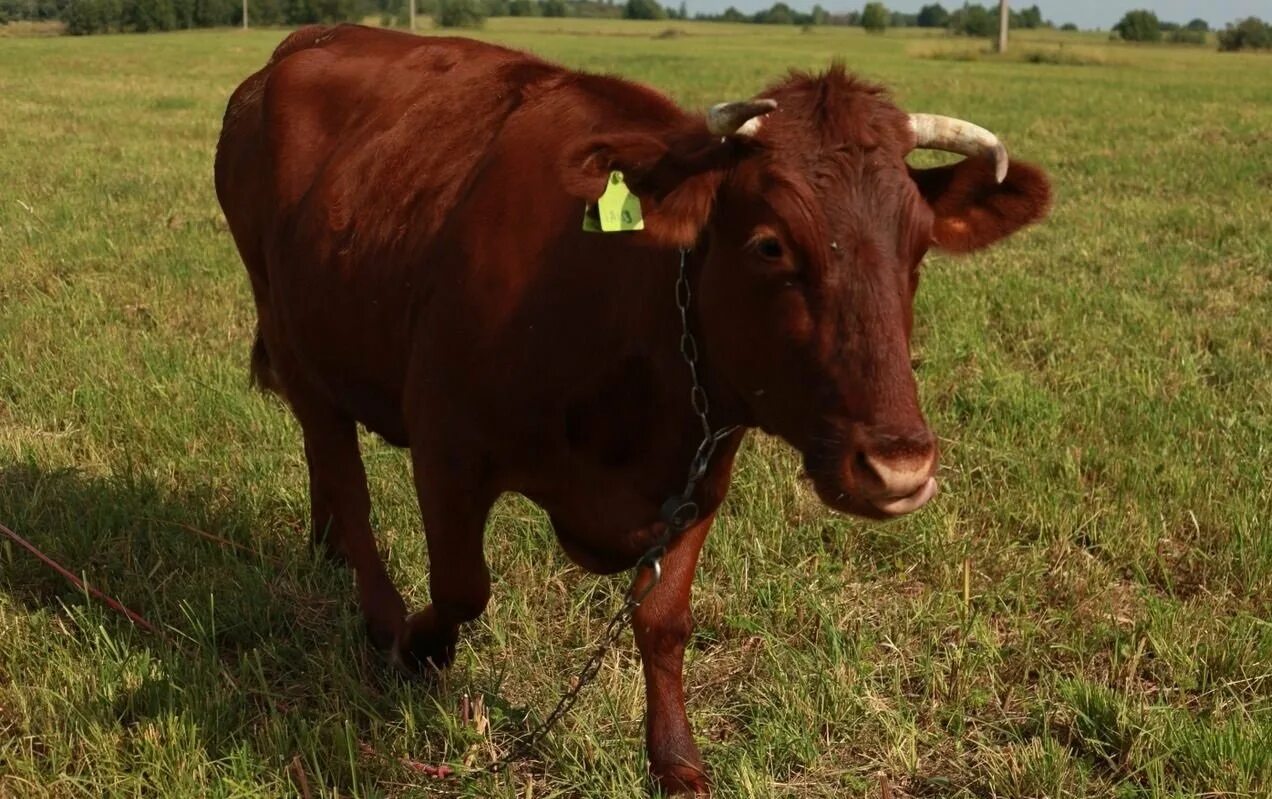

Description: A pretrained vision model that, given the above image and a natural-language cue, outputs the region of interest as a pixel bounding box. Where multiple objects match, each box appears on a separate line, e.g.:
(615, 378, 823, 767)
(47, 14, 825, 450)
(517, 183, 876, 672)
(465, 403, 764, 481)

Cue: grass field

(2, 18, 1270, 798)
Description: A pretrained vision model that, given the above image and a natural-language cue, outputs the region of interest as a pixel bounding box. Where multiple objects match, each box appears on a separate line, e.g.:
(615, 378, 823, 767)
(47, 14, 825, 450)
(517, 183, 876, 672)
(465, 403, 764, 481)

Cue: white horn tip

(992, 142, 1008, 183)
(736, 117, 763, 137)
(707, 98, 778, 137)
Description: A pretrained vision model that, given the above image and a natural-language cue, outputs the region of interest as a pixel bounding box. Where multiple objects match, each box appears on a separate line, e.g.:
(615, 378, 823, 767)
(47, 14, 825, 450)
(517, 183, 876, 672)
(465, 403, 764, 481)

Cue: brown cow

(215, 24, 1049, 794)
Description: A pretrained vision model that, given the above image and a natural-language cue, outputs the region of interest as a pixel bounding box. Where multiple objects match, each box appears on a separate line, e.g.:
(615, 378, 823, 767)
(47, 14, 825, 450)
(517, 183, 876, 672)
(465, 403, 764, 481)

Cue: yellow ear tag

(583, 170, 644, 233)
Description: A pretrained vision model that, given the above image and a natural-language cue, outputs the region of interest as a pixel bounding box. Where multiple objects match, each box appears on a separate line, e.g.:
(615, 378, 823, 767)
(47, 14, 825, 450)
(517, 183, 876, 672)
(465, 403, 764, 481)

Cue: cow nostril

(852, 449, 887, 490)
(854, 450, 873, 479)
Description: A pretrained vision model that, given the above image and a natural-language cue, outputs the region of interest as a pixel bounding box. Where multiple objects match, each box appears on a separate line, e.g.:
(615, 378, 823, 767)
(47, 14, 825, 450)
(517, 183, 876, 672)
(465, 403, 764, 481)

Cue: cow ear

(563, 130, 731, 248)
(910, 157, 1051, 254)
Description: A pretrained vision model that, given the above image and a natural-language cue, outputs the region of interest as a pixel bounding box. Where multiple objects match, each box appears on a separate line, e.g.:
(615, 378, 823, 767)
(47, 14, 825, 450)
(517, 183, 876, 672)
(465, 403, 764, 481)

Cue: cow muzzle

(807, 425, 939, 519)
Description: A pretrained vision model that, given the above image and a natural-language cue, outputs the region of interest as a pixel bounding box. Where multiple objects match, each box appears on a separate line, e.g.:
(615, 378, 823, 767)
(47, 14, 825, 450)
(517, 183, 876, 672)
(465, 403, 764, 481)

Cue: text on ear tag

(582, 170, 644, 233)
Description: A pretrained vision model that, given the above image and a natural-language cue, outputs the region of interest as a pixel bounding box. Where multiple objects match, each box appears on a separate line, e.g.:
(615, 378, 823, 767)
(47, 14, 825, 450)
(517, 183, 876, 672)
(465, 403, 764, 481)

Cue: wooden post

(997, 0, 1008, 53)
(408, 0, 415, 31)
(242, 0, 248, 29)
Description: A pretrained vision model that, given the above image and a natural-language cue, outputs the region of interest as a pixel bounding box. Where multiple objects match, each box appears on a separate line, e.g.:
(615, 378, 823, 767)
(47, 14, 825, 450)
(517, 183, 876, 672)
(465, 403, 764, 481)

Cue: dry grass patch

(910, 40, 1123, 67)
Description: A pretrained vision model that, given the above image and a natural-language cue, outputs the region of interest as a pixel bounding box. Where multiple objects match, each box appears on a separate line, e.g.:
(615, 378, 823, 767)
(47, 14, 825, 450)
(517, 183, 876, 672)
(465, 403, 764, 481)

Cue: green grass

(2, 18, 1270, 798)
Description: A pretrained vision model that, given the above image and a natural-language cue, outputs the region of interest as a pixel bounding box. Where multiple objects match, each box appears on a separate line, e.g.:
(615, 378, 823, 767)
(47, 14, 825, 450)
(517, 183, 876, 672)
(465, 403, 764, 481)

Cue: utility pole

(408, 0, 415, 31)
(997, 0, 1008, 53)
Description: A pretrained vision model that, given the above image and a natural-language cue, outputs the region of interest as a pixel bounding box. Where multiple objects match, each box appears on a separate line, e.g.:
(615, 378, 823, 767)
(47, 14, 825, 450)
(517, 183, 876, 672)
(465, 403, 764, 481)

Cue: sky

(686, 1, 1271, 29)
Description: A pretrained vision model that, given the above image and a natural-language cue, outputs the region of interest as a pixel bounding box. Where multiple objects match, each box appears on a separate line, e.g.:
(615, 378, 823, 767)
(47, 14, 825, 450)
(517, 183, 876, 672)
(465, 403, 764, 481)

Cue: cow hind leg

(297, 402, 409, 651)
(392, 447, 494, 674)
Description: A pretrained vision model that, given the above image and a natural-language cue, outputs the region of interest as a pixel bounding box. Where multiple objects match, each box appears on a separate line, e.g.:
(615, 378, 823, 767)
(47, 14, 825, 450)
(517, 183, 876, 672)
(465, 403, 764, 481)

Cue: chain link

(484, 555, 660, 774)
(667, 247, 738, 531)
(476, 247, 736, 777)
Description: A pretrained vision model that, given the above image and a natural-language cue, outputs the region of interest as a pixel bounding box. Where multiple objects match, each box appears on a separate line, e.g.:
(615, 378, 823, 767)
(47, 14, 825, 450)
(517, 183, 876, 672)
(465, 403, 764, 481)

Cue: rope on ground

(0, 519, 161, 636)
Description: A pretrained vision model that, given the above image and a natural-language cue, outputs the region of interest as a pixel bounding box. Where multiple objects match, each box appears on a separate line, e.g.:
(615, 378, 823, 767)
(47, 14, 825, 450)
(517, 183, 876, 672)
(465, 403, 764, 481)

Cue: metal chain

(660, 247, 740, 538)
(477, 247, 736, 777)
(484, 556, 662, 774)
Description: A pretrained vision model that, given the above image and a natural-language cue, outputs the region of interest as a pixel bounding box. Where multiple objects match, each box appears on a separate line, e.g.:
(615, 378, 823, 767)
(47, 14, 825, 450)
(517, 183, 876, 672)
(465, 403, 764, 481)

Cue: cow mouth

(869, 477, 938, 516)
(807, 469, 939, 520)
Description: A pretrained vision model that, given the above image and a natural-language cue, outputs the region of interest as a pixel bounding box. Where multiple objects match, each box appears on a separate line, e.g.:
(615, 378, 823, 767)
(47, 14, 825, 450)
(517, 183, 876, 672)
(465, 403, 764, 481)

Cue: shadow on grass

(0, 461, 333, 646)
(0, 461, 518, 793)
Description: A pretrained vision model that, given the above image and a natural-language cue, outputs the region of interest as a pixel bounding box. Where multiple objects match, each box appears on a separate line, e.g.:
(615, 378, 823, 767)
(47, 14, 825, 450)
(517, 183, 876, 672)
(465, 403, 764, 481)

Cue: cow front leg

(393, 449, 495, 674)
(632, 516, 714, 796)
(299, 407, 408, 652)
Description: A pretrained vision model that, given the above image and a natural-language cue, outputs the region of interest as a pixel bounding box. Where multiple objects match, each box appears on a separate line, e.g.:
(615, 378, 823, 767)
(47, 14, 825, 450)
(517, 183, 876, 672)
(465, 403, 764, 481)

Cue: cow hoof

(390, 608, 457, 676)
(651, 764, 710, 796)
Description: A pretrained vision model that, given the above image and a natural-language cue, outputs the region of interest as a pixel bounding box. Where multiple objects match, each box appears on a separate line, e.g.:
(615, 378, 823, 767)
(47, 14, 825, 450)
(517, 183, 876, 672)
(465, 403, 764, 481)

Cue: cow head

(567, 67, 1051, 520)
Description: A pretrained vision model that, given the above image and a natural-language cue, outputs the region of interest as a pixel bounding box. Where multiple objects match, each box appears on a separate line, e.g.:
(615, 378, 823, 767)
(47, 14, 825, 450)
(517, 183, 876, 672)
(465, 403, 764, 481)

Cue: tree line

(5, 0, 1270, 52)
(1112, 9, 1271, 50)
(3, 0, 370, 33)
(693, 2, 1051, 33)
(0, 0, 1055, 34)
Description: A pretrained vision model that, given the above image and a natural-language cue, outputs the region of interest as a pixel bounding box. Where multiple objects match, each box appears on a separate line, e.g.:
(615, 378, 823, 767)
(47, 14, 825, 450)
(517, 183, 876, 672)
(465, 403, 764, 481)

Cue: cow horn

(908, 113, 1009, 183)
(706, 99, 778, 137)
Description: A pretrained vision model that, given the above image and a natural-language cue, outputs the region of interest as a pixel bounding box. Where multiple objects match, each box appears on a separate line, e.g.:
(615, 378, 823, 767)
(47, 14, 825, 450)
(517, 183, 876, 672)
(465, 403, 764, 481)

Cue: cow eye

(754, 236, 784, 260)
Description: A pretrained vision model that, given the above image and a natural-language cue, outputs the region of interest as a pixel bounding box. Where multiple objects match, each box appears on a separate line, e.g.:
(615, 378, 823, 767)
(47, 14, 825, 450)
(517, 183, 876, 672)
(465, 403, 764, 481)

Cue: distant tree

(5, 0, 70, 20)
(889, 10, 914, 26)
(507, 0, 535, 14)
(1185, 18, 1207, 32)
(1217, 16, 1271, 51)
(168, 0, 193, 26)
(1059, 21, 1076, 31)
(101, 0, 125, 27)
(622, 0, 661, 18)
(719, 4, 743, 20)
(1012, 3, 1041, 29)
(281, 0, 359, 24)
(754, 2, 793, 24)
(915, 2, 946, 27)
(810, 2, 827, 24)
(54, 0, 269, 31)
(539, 0, 564, 14)
(1158, 20, 1179, 31)
(948, 3, 994, 36)
(675, 0, 684, 17)
(65, 0, 109, 32)
(435, 0, 484, 26)
(1113, 9, 1162, 42)
(1167, 27, 1205, 44)
(127, 0, 176, 29)
(250, 0, 280, 23)
(860, 1, 885, 33)
(285, 0, 311, 22)
(194, 0, 234, 25)
(566, 0, 617, 15)
(310, 0, 361, 22)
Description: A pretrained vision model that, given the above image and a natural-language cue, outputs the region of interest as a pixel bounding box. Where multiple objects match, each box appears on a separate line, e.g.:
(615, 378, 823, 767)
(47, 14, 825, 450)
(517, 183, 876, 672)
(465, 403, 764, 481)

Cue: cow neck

(676, 245, 750, 433)
(653, 246, 744, 545)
